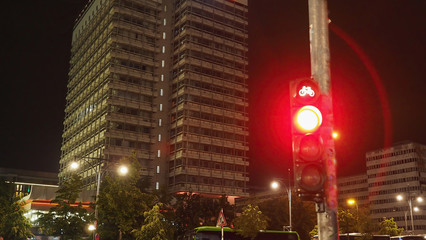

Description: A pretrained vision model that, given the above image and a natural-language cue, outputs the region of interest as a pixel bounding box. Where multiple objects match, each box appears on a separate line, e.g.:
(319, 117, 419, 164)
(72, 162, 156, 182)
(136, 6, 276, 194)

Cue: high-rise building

(59, 0, 249, 199)
(366, 142, 426, 234)
(338, 142, 426, 234)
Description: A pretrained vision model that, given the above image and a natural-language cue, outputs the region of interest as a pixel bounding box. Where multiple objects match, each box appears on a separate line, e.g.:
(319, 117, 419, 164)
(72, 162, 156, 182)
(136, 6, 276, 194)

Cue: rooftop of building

(0, 168, 58, 186)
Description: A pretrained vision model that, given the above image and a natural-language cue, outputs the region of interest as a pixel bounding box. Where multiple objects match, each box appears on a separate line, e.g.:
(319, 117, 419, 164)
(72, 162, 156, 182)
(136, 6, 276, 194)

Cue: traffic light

(290, 78, 327, 202)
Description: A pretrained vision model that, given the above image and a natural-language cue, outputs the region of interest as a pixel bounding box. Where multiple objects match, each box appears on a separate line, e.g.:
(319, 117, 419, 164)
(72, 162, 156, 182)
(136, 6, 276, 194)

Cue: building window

(156, 182, 159, 190)
(160, 89, 164, 96)
(161, 74, 164, 81)
(157, 150, 161, 157)
(163, 32, 166, 39)
(157, 166, 160, 173)
(159, 118, 162, 126)
(159, 104, 163, 111)
(161, 60, 165, 67)
(162, 46, 165, 53)
(163, 18, 166, 26)
(158, 134, 162, 142)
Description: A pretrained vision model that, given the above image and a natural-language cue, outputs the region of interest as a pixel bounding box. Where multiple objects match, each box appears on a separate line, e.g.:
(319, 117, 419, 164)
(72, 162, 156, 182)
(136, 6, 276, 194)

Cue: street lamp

(271, 175, 292, 231)
(71, 157, 128, 239)
(396, 193, 423, 234)
(346, 198, 358, 213)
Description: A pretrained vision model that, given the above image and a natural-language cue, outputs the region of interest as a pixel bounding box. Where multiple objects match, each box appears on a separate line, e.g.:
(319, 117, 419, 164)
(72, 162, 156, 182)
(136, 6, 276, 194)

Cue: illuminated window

(156, 182, 159, 190)
(157, 166, 160, 173)
(163, 18, 166, 26)
(162, 46, 165, 53)
(158, 134, 161, 141)
(157, 150, 161, 157)
(161, 60, 165, 67)
(160, 89, 163, 96)
(159, 104, 163, 111)
(161, 74, 164, 81)
(163, 32, 166, 39)
(159, 118, 162, 126)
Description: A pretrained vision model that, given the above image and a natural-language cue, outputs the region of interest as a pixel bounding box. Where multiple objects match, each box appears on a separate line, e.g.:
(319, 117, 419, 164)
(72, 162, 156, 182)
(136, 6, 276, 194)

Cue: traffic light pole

(308, 0, 338, 240)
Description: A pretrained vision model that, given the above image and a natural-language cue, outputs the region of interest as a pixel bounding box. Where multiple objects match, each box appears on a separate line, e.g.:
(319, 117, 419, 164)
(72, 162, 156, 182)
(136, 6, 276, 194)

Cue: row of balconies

(172, 117, 248, 136)
(171, 150, 249, 165)
(108, 78, 154, 96)
(168, 183, 248, 197)
(169, 167, 247, 181)
(106, 96, 155, 113)
(106, 112, 154, 128)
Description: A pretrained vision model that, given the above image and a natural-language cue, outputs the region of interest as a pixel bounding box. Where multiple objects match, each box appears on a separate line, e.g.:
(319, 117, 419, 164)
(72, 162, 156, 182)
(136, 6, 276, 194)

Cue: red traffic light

(294, 105, 323, 133)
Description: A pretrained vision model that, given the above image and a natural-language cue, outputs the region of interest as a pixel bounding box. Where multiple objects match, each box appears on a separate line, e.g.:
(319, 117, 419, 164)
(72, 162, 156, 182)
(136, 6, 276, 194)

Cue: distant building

(337, 174, 368, 208)
(338, 141, 426, 234)
(366, 141, 426, 234)
(59, 0, 249, 200)
(0, 168, 92, 224)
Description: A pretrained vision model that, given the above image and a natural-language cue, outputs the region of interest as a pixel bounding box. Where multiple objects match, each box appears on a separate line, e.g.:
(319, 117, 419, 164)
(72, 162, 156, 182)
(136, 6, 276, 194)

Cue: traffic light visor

(295, 105, 322, 132)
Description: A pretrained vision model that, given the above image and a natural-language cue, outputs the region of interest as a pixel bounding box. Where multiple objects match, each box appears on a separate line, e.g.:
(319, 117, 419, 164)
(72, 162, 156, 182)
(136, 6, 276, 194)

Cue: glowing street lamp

(397, 193, 424, 233)
(118, 165, 129, 175)
(88, 224, 96, 231)
(271, 176, 292, 232)
(71, 157, 128, 240)
(332, 132, 339, 139)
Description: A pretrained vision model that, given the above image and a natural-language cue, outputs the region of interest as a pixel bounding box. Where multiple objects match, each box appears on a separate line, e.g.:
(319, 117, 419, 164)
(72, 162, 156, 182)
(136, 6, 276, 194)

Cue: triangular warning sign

(216, 208, 227, 227)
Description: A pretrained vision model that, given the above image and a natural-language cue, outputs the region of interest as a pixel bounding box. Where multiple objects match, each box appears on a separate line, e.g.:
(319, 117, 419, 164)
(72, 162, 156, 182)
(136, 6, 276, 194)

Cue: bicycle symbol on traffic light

(298, 86, 315, 97)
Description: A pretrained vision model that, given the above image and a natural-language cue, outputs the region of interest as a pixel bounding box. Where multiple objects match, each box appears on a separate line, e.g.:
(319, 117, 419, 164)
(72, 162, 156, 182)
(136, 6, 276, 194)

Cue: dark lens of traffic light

(301, 165, 323, 190)
(299, 134, 323, 160)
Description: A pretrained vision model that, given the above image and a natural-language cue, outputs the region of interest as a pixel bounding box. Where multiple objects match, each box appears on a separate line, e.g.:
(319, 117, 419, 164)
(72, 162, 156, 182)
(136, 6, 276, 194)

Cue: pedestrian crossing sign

(216, 208, 227, 227)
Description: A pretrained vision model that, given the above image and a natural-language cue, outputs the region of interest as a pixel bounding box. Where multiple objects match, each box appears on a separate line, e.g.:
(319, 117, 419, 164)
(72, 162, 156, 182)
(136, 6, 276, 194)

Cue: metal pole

(308, 0, 338, 239)
(94, 170, 101, 240)
(404, 211, 408, 233)
(408, 198, 414, 233)
(288, 169, 292, 231)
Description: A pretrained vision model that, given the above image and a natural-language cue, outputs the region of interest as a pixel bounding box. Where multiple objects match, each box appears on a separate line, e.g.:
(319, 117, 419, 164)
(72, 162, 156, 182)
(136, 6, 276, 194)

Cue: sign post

(216, 208, 227, 240)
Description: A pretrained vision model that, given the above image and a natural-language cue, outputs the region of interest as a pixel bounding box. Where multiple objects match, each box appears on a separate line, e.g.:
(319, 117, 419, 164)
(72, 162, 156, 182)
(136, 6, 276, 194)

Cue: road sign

(216, 208, 227, 227)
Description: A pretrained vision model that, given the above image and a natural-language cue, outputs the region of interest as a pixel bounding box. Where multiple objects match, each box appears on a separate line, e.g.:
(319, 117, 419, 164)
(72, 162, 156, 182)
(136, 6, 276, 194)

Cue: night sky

(1, 1, 425, 189)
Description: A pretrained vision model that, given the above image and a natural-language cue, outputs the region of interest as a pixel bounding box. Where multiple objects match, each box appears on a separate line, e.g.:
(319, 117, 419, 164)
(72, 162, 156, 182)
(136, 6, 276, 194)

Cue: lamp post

(396, 193, 423, 234)
(71, 156, 128, 239)
(346, 198, 358, 215)
(271, 172, 292, 231)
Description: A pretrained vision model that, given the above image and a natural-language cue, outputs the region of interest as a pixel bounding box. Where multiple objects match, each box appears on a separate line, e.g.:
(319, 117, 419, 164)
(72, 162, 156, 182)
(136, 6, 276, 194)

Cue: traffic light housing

(290, 78, 328, 202)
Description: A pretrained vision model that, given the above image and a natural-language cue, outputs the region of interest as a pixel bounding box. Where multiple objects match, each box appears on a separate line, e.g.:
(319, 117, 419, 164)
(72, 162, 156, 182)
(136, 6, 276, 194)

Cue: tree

(338, 209, 358, 234)
(356, 206, 379, 235)
(310, 225, 318, 239)
(132, 203, 173, 240)
(377, 217, 403, 236)
(172, 192, 203, 237)
(288, 195, 316, 240)
(37, 174, 92, 240)
(0, 179, 33, 240)
(234, 204, 268, 239)
(258, 197, 289, 230)
(96, 154, 157, 240)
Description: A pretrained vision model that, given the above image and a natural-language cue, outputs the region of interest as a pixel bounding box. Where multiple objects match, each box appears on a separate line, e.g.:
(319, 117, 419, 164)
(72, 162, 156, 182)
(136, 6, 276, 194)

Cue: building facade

(338, 142, 426, 234)
(337, 174, 368, 209)
(366, 142, 426, 234)
(59, 0, 249, 198)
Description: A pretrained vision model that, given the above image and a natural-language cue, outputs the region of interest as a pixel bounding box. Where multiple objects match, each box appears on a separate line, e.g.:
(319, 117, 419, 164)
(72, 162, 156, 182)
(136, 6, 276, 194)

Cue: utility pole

(308, 0, 339, 240)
